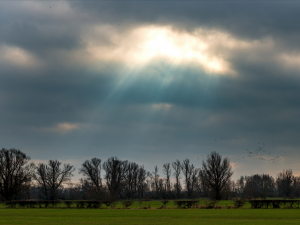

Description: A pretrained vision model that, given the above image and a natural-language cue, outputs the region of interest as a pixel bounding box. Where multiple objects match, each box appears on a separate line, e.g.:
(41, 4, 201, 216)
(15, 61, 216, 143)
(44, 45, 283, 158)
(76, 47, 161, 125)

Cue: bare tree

(79, 158, 103, 199)
(292, 176, 300, 198)
(199, 151, 233, 200)
(153, 166, 159, 198)
(181, 159, 199, 198)
(124, 162, 139, 199)
(0, 148, 34, 201)
(157, 178, 165, 198)
(276, 169, 294, 198)
(163, 163, 171, 197)
(235, 176, 245, 197)
(102, 157, 128, 199)
(172, 159, 181, 199)
(33, 160, 75, 200)
(137, 166, 148, 198)
(242, 174, 276, 198)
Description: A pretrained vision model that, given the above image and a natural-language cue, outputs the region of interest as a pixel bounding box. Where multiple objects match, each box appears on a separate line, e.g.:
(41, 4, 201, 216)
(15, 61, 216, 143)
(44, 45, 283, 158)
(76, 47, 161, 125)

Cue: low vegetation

(3, 199, 300, 209)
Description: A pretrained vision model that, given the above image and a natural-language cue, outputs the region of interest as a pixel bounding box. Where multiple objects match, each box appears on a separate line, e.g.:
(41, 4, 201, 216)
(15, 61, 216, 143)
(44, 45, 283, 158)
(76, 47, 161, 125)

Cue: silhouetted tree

(199, 151, 233, 200)
(292, 176, 300, 198)
(181, 159, 199, 198)
(127, 162, 140, 199)
(79, 158, 103, 199)
(197, 176, 210, 198)
(63, 182, 83, 200)
(153, 165, 159, 198)
(172, 159, 181, 198)
(242, 174, 275, 198)
(235, 176, 245, 197)
(276, 169, 294, 198)
(103, 157, 128, 199)
(137, 166, 148, 198)
(0, 148, 34, 201)
(163, 163, 171, 197)
(33, 160, 75, 200)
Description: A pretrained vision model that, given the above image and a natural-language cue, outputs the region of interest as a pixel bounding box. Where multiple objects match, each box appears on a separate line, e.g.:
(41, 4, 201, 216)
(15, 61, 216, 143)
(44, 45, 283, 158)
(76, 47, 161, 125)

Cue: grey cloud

(70, 1, 300, 41)
(0, 2, 82, 56)
(0, 1, 300, 179)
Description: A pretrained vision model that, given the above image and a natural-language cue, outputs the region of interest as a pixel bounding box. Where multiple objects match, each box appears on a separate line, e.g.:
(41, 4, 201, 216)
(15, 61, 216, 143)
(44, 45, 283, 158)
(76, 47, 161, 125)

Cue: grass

(0, 208, 300, 224)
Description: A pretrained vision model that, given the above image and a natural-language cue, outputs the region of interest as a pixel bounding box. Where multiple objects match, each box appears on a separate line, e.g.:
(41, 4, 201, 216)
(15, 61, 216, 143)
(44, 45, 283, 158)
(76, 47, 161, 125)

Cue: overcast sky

(1, 1, 300, 181)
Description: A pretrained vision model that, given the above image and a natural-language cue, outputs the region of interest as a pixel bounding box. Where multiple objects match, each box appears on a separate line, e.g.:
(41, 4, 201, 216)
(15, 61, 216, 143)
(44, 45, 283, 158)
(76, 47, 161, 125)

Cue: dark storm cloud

(0, 20, 80, 54)
(0, 1, 300, 178)
(0, 2, 82, 56)
(1, 57, 300, 137)
(70, 1, 300, 46)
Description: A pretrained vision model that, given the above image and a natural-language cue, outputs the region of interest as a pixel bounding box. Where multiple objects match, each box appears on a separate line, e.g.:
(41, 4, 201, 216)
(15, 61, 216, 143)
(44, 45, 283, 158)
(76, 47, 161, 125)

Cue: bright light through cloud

(152, 103, 172, 110)
(40, 123, 80, 133)
(0, 45, 42, 69)
(85, 26, 236, 75)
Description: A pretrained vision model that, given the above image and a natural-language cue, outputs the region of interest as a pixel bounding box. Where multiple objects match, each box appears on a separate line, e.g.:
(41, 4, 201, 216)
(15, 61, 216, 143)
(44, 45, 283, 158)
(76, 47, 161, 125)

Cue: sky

(1, 0, 300, 181)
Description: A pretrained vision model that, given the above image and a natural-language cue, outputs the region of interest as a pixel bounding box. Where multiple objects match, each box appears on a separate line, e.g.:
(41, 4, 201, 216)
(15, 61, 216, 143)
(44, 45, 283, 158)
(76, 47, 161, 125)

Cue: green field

(1, 208, 300, 225)
(1, 200, 299, 224)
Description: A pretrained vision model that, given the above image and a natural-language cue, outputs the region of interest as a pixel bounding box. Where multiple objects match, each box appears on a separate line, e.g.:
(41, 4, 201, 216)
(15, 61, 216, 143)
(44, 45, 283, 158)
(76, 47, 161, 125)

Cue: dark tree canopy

(124, 162, 139, 199)
(276, 169, 294, 198)
(181, 159, 198, 199)
(33, 160, 75, 200)
(240, 174, 276, 198)
(102, 157, 128, 199)
(163, 163, 171, 196)
(199, 151, 233, 200)
(172, 159, 181, 199)
(3, 147, 300, 201)
(0, 148, 34, 201)
(79, 158, 103, 199)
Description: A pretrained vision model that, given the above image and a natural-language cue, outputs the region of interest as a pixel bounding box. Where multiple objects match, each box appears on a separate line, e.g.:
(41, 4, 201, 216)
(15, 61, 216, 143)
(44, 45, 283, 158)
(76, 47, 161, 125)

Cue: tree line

(0, 148, 299, 202)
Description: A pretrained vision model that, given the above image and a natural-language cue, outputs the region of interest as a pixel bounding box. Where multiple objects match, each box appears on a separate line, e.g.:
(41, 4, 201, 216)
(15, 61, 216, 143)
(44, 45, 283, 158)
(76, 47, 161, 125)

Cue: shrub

(103, 200, 112, 209)
(86, 201, 93, 208)
(233, 198, 246, 208)
(138, 200, 144, 208)
(5, 201, 17, 208)
(75, 201, 86, 208)
(296, 200, 300, 208)
(161, 200, 169, 208)
(93, 201, 102, 209)
(18, 201, 29, 208)
(84, 201, 101, 209)
(79, 201, 86, 208)
(110, 201, 117, 209)
(174, 200, 199, 209)
(75, 201, 81, 208)
(286, 200, 296, 208)
(28, 200, 37, 208)
(248, 200, 264, 208)
(122, 200, 133, 209)
(36, 201, 43, 208)
(174, 200, 183, 208)
(204, 200, 218, 209)
(64, 200, 73, 208)
(50, 200, 60, 208)
(44, 201, 50, 208)
(271, 200, 281, 209)
(247, 199, 300, 209)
